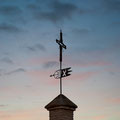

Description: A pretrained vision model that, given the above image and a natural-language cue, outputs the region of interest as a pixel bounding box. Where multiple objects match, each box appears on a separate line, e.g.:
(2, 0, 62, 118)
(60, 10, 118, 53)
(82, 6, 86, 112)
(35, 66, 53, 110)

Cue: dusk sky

(0, 0, 120, 120)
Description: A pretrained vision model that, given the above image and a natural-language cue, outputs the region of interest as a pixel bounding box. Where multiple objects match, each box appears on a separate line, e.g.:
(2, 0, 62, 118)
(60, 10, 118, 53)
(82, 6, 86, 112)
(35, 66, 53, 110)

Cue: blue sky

(0, 0, 120, 120)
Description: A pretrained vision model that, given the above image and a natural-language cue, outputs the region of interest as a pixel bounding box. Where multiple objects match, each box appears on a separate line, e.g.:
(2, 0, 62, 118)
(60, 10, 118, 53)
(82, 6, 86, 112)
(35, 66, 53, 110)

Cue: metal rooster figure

(50, 30, 72, 94)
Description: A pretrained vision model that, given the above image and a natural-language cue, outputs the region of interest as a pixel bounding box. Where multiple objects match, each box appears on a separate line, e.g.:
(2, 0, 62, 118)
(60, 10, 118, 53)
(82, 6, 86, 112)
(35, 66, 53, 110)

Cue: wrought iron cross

(50, 30, 72, 94)
(56, 30, 66, 94)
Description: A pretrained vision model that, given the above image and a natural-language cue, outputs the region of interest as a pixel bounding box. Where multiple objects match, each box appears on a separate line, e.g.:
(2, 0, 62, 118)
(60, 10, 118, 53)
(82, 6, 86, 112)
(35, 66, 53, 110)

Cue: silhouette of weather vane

(50, 30, 72, 94)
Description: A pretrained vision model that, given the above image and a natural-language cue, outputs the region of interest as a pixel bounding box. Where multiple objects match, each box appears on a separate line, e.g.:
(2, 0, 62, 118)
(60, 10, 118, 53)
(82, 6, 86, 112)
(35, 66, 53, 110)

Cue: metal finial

(50, 30, 72, 94)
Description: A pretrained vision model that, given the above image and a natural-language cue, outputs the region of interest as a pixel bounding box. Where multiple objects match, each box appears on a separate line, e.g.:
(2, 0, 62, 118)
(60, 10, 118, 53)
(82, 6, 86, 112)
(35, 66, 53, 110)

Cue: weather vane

(50, 30, 72, 94)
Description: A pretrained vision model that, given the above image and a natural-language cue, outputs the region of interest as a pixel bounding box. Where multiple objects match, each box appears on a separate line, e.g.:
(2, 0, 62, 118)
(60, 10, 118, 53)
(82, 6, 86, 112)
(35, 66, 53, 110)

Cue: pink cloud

(28, 56, 58, 66)
(66, 71, 99, 81)
(0, 87, 21, 94)
(24, 53, 111, 69)
(48, 71, 99, 85)
(0, 108, 45, 120)
(63, 50, 112, 67)
(27, 68, 99, 86)
(65, 58, 111, 68)
(27, 70, 51, 80)
(104, 67, 120, 73)
(27, 69, 59, 85)
(106, 98, 120, 104)
(93, 115, 105, 120)
(80, 115, 105, 120)
(76, 61, 111, 67)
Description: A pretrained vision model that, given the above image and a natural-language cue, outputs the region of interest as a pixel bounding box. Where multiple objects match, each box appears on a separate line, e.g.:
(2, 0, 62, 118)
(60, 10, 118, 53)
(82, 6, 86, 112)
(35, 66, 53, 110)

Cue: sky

(0, 0, 120, 120)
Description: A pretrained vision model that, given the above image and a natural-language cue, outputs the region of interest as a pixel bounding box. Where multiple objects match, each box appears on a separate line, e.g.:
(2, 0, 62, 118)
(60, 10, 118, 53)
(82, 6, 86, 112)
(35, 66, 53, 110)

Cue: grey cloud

(25, 85, 32, 88)
(79, 9, 89, 14)
(36, 0, 48, 3)
(109, 72, 115, 75)
(0, 23, 21, 32)
(103, 0, 120, 12)
(27, 46, 36, 51)
(112, 21, 120, 25)
(0, 69, 5, 76)
(0, 104, 8, 107)
(27, 4, 41, 11)
(0, 0, 16, 3)
(0, 6, 22, 15)
(0, 69, 4, 72)
(109, 21, 120, 28)
(5, 68, 26, 75)
(3, 52, 10, 55)
(0, 57, 14, 64)
(27, 43, 46, 52)
(35, 44, 46, 51)
(34, 0, 78, 23)
(72, 28, 90, 35)
(79, 8, 98, 14)
(0, 5, 26, 25)
(43, 61, 58, 69)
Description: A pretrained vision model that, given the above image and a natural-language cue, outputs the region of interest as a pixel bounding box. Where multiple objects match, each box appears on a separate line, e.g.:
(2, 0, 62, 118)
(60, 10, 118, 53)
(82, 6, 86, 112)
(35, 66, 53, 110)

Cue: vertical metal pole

(60, 61, 62, 94)
(60, 44, 62, 94)
(59, 30, 63, 94)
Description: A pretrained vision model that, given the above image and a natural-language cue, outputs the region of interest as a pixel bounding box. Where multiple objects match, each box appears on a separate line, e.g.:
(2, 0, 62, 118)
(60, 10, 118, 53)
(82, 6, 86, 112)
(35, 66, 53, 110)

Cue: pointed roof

(45, 94, 77, 110)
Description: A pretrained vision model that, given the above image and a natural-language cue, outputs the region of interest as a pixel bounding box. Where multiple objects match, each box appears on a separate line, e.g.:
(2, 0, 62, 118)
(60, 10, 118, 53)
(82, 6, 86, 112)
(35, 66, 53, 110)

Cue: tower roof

(45, 94, 77, 110)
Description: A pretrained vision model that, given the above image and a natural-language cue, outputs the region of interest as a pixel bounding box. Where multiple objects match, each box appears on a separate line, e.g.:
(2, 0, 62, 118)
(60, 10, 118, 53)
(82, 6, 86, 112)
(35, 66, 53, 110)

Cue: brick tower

(45, 94, 77, 120)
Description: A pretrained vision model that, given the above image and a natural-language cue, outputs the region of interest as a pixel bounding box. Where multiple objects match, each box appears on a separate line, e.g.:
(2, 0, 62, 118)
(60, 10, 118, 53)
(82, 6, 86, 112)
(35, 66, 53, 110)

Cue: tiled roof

(45, 94, 77, 110)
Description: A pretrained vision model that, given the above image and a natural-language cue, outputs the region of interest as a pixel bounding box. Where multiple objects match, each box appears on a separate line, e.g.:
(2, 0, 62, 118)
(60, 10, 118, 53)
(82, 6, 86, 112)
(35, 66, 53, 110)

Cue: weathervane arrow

(61, 67, 72, 77)
(50, 67, 72, 79)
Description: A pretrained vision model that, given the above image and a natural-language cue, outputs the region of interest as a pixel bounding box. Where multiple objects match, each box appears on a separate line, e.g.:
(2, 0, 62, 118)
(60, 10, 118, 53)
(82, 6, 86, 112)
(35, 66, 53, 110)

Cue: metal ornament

(50, 67, 72, 79)
(61, 67, 72, 78)
(50, 30, 72, 94)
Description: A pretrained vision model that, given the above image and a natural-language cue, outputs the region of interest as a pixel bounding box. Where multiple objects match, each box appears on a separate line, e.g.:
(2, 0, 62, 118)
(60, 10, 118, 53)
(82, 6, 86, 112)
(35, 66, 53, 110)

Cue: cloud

(64, 56, 111, 68)
(0, 69, 4, 75)
(27, 57, 58, 67)
(0, 104, 8, 107)
(43, 61, 58, 69)
(27, 4, 41, 11)
(74, 61, 111, 67)
(0, 57, 14, 64)
(111, 21, 120, 26)
(0, 5, 26, 25)
(0, 5, 22, 15)
(108, 21, 120, 29)
(34, 0, 78, 23)
(69, 71, 98, 81)
(0, 108, 45, 120)
(27, 68, 98, 86)
(72, 28, 90, 35)
(103, 0, 120, 12)
(106, 98, 120, 104)
(0, 23, 21, 33)
(27, 44, 46, 52)
(27, 69, 53, 84)
(78, 7, 98, 14)
(47, 71, 99, 85)
(80, 115, 105, 120)
(5, 68, 26, 75)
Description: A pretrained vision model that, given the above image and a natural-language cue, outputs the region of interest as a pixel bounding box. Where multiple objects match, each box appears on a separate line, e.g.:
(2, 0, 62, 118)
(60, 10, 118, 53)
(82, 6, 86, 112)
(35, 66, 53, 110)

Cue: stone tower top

(45, 94, 77, 120)
(45, 94, 77, 110)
